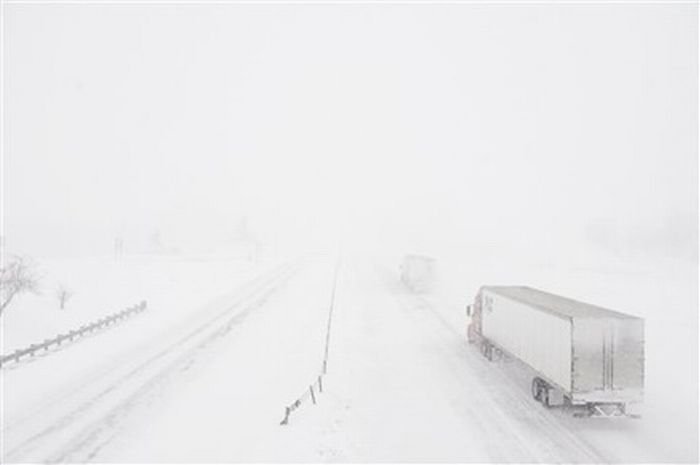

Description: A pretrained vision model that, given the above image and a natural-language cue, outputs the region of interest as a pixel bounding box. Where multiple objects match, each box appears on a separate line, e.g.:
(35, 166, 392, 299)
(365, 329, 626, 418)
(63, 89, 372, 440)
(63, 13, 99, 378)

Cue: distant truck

(467, 286, 644, 417)
(400, 255, 435, 293)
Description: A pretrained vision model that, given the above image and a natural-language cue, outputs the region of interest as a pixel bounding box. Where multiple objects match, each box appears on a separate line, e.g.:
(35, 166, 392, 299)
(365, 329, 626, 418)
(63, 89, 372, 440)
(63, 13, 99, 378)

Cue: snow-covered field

(1, 252, 697, 462)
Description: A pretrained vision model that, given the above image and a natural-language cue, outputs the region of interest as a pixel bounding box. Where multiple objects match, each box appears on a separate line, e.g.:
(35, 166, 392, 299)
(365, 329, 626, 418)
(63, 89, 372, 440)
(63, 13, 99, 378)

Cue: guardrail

(280, 260, 340, 425)
(0, 300, 147, 369)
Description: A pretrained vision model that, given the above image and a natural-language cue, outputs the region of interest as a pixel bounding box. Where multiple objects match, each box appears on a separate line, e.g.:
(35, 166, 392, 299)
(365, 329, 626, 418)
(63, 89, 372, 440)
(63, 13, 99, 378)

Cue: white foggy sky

(3, 3, 698, 259)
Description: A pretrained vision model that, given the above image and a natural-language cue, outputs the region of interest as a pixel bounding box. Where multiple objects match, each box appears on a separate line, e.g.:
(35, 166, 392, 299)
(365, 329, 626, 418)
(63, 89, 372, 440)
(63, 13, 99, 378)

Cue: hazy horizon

(4, 3, 697, 264)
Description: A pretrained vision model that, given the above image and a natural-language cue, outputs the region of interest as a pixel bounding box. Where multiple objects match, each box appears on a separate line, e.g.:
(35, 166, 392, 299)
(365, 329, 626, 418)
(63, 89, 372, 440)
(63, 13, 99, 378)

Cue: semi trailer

(467, 286, 644, 417)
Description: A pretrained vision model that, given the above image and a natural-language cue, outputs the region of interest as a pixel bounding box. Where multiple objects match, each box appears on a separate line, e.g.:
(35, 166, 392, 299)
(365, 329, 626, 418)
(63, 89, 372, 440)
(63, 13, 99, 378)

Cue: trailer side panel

(571, 318, 608, 393)
(482, 290, 573, 392)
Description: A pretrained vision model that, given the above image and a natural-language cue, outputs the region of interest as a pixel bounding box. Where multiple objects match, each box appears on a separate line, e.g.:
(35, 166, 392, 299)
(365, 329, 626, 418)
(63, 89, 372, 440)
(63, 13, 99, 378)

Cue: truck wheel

(531, 378, 542, 401)
(493, 347, 503, 361)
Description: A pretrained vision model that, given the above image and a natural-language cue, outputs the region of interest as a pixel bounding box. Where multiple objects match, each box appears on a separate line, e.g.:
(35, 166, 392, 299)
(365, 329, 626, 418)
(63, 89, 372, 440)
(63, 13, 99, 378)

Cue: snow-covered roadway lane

(2, 257, 326, 463)
(84, 255, 338, 462)
(287, 259, 608, 463)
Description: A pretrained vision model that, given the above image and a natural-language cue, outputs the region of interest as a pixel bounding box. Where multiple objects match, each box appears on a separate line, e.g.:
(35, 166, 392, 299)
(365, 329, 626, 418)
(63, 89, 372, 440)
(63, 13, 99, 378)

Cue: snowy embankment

(1, 254, 263, 352)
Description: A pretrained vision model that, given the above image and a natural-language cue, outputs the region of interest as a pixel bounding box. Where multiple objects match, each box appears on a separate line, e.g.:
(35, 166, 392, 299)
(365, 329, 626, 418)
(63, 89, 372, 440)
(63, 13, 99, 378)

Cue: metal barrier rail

(280, 259, 340, 425)
(0, 300, 147, 368)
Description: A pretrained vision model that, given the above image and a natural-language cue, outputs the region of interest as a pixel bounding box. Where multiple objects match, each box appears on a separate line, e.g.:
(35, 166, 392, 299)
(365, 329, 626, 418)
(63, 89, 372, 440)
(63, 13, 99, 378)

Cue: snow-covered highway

(1, 255, 695, 462)
(286, 260, 606, 462)
(2, 258, 312, 462)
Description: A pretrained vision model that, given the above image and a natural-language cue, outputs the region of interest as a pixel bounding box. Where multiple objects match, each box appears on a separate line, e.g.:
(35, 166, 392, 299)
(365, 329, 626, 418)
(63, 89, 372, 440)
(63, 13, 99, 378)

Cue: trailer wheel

(532, 377, 552, 407)
(540, 387, 551, 408)
(480, 341, 493, 361)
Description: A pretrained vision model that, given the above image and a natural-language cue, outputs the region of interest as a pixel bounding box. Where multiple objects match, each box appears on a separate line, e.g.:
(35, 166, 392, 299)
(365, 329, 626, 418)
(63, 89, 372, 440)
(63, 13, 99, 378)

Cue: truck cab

(466, 290, 483, 344)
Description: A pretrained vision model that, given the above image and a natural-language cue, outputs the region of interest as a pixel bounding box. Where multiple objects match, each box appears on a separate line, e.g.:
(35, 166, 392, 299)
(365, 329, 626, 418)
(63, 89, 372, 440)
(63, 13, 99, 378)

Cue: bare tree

(56, 284, 73, 310)
(0, 256, 40, 316)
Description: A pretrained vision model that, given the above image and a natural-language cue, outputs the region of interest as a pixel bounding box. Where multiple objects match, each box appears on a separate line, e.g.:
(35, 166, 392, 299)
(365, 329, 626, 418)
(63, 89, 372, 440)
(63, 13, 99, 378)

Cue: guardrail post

(280, 407, 290, 425)
(310, 386, 316, 405)
(318, 375, 323, 393)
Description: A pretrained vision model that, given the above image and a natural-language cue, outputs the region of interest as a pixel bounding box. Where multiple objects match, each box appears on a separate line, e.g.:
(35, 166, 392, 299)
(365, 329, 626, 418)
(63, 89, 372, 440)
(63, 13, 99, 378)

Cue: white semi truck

(400, 255, 436, 293)
(467, 286, 644, 417)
